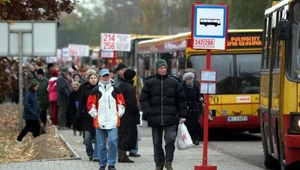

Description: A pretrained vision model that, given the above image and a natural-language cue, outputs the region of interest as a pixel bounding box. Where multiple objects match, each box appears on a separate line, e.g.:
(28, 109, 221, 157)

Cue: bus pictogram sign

(191, 4, 228, 50)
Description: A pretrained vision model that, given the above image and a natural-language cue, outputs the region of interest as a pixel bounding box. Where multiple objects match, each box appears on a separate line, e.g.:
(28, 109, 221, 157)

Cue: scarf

(185, 82, 194, 89)
(100, 80, 110, 85)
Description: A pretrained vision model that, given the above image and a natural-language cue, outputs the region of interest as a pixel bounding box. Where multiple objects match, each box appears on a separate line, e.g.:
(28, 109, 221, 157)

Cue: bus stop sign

(191, 4, 228, 50)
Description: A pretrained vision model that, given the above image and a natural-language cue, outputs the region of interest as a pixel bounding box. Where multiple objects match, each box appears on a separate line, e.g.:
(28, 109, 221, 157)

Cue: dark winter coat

(23, 90, 40, 120)
(182, 82, 203, 142)
(77, 83, 97, 131)
(119, 79, 140, 125)
(139, 74, 187, 126)
(181, 83, 202, 116)
(76, 80, 89, 101)
(35, 77, 49, 110)
(114, 75, 124, 87)
(56, 73, 72, 106)
(68, 90, 79, 129)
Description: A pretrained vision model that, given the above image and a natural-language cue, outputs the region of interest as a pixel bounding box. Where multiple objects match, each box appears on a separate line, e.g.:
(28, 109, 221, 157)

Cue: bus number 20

(209, 96, 219, 104)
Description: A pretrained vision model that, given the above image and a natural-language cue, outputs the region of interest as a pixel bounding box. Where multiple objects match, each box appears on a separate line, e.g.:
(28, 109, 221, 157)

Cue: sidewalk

(0, 124, 264, 170)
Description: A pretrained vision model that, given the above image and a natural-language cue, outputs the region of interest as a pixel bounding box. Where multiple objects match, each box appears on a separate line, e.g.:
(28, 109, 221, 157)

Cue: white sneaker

(15, 139, 22, 144)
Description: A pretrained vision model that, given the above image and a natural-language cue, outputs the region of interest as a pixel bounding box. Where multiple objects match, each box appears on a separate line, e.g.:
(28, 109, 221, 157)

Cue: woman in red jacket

(48, 69, 59, 127)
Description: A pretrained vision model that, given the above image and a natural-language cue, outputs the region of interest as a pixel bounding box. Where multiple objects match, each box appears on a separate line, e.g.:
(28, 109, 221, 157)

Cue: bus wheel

(262, 129, 277, 169)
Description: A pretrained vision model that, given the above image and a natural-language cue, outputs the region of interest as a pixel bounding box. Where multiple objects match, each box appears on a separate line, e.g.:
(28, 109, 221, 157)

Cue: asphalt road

(208, 130, 265, 169)
(141, 124, 266, 169)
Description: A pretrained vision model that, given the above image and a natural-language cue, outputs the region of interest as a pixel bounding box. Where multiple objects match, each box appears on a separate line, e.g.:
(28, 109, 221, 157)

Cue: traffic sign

(192, 4, 228, 50)
(101, 33, 131, 52)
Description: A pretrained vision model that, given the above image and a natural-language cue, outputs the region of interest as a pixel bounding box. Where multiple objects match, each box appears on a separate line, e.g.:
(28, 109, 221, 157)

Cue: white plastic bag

(177, 123, 194, 150)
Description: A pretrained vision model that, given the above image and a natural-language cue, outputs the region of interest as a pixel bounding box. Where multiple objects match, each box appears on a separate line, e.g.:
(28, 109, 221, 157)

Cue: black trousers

(151, 125, 177, 166)
(39, 109, 47, 127)
(118, 125, 137, 151)
(17, 119, 40, 141)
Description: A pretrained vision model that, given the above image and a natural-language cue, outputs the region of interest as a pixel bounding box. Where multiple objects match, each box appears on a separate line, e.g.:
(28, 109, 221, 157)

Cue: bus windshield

(188, 54, 261, 94)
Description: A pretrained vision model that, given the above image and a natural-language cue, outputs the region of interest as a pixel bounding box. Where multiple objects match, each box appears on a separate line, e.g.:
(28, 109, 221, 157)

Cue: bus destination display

(227, 32, 262, 49)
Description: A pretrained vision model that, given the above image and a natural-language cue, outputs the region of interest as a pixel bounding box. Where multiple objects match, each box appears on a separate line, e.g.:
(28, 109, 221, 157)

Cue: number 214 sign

(101, 33, 131, 52)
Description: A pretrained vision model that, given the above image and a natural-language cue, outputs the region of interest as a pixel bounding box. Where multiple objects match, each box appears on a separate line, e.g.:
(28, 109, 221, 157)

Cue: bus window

(237, 54, 261, 94)
(290, 3, 300, 80)
(188, 54, 234, 94)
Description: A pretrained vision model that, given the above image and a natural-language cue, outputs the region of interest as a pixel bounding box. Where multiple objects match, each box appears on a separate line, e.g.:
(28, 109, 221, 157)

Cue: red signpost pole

(112, 51, 117, 67)
(193, 3, 227, 170)
(195, 49, 216, 167)
(202, 49, 211, 166)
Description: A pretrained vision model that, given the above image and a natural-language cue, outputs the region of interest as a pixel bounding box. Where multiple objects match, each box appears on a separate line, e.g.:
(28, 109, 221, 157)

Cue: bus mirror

(277, 20, 291, 40)
(178, 57, 186, 69)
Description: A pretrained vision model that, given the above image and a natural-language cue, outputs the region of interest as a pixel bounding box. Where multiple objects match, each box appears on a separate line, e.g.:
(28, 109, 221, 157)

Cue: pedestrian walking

(56, 66, 73, 130)
(76, 71, 99, 161)
(118, 69, 140, 163)
(48, 69, 59, 127)
(114, 63, 127, 87)
(139, 59, 187, 170)
(181, 72, 203, 145)
(114, 64, 141, 158)
(35, 68, 49, 128)
(69, 81, 81, 133)
(87, 69, 125, 170)
(16, 81, 41, 143)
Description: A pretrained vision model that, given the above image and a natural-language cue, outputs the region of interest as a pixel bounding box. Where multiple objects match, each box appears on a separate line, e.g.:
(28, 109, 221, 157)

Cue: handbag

(176, 123, 193, 150)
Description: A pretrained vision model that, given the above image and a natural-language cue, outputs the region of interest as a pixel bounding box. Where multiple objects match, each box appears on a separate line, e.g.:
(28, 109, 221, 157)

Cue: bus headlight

(289, 113, 300, 134)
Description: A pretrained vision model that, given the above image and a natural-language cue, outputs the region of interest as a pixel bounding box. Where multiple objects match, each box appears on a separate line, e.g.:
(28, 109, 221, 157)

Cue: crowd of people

(15, 60, 204, 170)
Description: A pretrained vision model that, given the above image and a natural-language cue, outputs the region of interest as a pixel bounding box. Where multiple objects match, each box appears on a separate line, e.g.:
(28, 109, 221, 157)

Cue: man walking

(87, 69, 125, 170)
(35, 68, 49, 128)
(114, 63, 127, 87)
(139, 59, 187, 170)
(56, 66, 73, 130)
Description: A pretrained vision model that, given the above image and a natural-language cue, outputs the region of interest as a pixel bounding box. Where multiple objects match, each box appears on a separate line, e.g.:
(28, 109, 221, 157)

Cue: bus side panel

(270, 73, 281, 159)
(260, 73, 271, 151)
(201, 95, 260, 129)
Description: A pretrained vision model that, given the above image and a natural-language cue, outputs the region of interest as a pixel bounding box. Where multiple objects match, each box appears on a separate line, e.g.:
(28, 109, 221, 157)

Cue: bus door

(262, 16, 280, 159)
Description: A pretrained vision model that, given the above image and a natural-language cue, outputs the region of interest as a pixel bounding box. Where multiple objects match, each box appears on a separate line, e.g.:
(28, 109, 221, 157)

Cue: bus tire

(262, 126, 277, 169)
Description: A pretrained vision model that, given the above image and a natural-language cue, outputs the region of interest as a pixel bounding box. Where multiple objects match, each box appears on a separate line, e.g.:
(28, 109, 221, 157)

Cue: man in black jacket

(139, 59, 187, 170)
(57, 66, 72, 130)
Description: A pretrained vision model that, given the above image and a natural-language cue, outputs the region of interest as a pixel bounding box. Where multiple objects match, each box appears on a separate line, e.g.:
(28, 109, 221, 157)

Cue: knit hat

(156, 59, 167, 69)
(36, 68, 44, 75)
(117, 63, 127, 71)
(60, 66, 69, 73)
(51, 69, 59, 77)
(124, 69, 136, 80)
(183, 72, 195, 81)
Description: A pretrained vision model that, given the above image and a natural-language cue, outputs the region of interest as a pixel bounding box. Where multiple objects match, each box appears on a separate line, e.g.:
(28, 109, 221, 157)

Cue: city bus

(260, 0, 300, 169)
(121, 35, 167, 69)
(137, 29, 262, 132)
(115, 35, 167, 86)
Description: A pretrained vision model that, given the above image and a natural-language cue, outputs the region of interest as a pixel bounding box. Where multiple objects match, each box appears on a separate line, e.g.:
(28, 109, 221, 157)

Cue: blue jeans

(96, 128, 118, 167)
(84, 130, 98, 159)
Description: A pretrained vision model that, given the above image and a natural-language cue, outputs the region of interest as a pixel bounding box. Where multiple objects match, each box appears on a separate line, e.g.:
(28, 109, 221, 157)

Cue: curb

(58, 133, 81, 160)
(44, 116, 81, 161)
